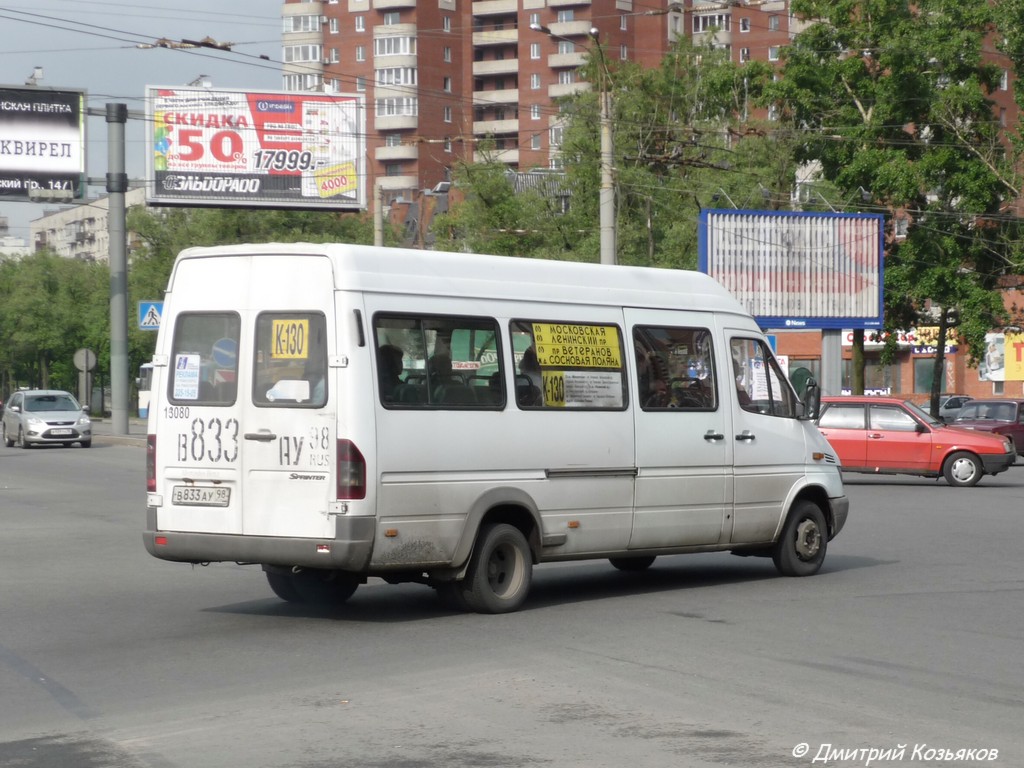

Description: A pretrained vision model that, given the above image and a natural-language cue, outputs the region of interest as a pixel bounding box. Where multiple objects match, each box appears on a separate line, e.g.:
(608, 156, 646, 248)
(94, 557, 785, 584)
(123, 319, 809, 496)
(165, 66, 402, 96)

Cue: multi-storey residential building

(282, 0, 690, 207)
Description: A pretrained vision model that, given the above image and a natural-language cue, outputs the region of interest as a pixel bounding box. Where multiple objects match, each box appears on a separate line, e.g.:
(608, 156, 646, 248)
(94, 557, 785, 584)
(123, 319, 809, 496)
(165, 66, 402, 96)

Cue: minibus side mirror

(799, 378, 821, 420)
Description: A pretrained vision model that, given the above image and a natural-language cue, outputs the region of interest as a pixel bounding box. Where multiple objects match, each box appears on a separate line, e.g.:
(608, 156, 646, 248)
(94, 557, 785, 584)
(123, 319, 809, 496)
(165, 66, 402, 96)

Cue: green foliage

(773, 0, 1024, 397)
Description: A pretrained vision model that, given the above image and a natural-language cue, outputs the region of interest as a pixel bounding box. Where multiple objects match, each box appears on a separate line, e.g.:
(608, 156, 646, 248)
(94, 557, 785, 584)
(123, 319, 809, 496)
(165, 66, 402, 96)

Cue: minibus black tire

(463, 523, 532, 614)
(265, 569, 303, 603)
(772, 501, 827, 577)
(609, 556, 656, 572)
(270, 568, 359, 605)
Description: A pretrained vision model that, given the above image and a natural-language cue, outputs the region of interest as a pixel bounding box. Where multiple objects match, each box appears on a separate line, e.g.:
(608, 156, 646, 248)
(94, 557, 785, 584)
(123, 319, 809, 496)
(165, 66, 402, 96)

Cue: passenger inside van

(377, 344, 405, 402)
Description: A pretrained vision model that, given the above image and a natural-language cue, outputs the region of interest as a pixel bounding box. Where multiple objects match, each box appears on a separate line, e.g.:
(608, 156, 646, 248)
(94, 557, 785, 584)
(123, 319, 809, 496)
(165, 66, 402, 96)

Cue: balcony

(375, 114, 419, 131)
(472, 28, 519, 47)
(472, 0, 517, 16)
(549, 0, 591, 6)
(548, 51, 587, 68)
(377, 175, 419, 192)
(549, 20, 594, 38)
(473, 117, 519, 135)
(473, 147, 519, 164)
(375, 143, 420, 162)
(472, 58, 520, 77)
(473, 88, 519, 106)
(373, 0, 416, 7)
(548, 81, 591, 98)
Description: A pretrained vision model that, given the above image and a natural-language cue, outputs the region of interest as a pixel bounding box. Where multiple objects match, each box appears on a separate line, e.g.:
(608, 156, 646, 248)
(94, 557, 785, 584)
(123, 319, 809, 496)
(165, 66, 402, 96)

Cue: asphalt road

(1, 438, 1022, 768)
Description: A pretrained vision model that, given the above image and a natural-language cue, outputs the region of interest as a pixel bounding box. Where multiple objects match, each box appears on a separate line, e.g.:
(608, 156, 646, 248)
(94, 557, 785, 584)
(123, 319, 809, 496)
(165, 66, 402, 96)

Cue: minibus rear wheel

(462, 523, 532, 614)
(266, 567, 359, 605)
(772, 501, 827, 577)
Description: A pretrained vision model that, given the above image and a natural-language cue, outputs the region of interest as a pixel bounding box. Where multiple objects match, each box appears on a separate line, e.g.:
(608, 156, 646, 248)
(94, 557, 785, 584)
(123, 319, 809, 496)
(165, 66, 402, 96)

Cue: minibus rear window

(252, 312, 329, 408)
(168, 312, 241, 406)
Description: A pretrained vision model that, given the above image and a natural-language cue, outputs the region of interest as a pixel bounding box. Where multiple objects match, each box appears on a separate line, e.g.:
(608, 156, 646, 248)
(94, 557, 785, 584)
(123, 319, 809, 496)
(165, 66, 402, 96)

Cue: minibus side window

(633, 326, 717, 411)
(168, 312, 241, 406)
(373, 314, 504, 409)
(729, 337, 797, 418)
(252, 312, 329, 408)
(510, 320, 627, 410)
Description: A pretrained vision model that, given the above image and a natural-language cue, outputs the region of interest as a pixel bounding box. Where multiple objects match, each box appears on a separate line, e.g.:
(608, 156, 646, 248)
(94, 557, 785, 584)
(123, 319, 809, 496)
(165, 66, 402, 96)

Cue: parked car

(817, 396, 1015, 487)
(1, 389, 92, 448)
(938, 394, 972, 423)
(953, 399, 1024, 455)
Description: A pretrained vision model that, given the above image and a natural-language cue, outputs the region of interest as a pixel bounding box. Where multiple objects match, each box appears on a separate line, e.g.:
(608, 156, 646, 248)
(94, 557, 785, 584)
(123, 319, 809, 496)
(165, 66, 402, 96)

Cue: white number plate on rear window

(172, 486, 230, 507)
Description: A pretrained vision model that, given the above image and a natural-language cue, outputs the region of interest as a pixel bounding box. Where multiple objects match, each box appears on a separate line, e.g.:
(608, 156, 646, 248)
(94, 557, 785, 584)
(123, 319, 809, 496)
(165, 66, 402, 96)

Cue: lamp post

(531, 22, 616, 265)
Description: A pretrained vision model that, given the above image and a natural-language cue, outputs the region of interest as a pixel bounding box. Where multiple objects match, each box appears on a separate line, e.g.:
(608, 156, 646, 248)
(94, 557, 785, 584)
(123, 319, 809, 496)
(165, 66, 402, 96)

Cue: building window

(620, 15, 627, 31)
(768, 15, 780, 31)
(383, 11, 400, 25)
(530, 13, 539, 28)
(355, 16, 364, 32)
(385, 134, 402, 147)
(740, 17, 750, 32)
(283, 44, 322, 63)
(356, 76, 366, 92)
(740, 47, 750, 63)
(329, 48, 339, 63)
(531, 134, 541, 150)
(694, 14, 730, 33)
(376, 67, 418, 86)
(1001, 69, 1010, 91)
(443, 105, 452, 122)
(549, 124, 563, 148)
(283, 15, 321, 33)
(329, 17, 339, 34)
(356, 45, 365, 62)
(444, 46, 452, 62)
(443, 16, 451, 32)
(768, 46, 780, 61)
(444, 137, 452, 153)
(557, 9, 574, 23)
(443, 76, 452, 92)
(385, 163, 403, 177)
(375, 36, 416, 57)
(558, 70, 575, 85)
(375, 97, 418, 117)
(530, 42, 540, 60)
(531, 103, 540, 120)
(558, 40, 574, 54)
(620, 44, 627, 61)
(531, 73, 541, 90)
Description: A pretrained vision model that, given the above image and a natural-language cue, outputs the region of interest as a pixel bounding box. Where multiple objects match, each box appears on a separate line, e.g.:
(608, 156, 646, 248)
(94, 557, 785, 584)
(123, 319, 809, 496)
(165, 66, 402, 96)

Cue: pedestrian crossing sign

(138, 301, 163, 331)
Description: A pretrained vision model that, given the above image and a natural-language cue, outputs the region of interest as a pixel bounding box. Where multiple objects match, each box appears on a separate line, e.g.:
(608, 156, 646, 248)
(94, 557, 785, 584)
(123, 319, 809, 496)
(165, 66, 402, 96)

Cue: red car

(816, 396, 1016, 487)
(952, 399, 1024, 456)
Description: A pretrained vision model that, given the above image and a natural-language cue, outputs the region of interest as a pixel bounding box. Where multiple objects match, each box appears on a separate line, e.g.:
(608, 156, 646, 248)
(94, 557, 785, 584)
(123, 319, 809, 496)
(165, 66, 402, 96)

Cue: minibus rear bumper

(143, 509, 375, 570)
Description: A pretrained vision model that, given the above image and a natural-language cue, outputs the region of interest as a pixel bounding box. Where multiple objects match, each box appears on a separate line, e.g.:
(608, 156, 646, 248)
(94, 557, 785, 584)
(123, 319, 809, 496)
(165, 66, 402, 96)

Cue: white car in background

(1, 389, 92, 448)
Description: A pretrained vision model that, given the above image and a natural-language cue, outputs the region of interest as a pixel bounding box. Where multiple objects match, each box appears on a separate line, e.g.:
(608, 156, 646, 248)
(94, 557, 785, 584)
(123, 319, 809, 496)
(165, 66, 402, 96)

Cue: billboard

(0, 86, 86, 200)
(699, 209, 885, 330)
(146, 87, 366, 210)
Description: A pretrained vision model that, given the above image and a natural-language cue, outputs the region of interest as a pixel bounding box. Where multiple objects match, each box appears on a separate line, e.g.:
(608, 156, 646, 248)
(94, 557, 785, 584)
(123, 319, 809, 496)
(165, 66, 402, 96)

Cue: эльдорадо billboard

(146, 87, 366, 210)
(0, 86, 85, 201)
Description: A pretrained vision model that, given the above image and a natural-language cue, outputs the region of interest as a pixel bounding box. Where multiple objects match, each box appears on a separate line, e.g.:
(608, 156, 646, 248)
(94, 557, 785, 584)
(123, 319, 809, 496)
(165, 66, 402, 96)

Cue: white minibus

(144, 244, 848, 613)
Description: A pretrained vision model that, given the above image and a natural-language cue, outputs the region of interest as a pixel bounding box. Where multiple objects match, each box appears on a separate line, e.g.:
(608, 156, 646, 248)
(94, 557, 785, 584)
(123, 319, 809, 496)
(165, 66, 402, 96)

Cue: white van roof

(170, 242, 750, 317)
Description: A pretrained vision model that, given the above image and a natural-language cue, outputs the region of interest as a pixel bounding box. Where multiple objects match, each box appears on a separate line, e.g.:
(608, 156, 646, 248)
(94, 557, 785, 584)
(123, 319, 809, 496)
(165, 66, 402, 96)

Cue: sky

(0, 0, 284, 241)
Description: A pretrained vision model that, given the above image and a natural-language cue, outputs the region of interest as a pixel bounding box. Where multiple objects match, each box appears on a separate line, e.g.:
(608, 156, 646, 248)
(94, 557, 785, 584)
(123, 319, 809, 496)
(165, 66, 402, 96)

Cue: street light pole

(531, 22, 617, 265)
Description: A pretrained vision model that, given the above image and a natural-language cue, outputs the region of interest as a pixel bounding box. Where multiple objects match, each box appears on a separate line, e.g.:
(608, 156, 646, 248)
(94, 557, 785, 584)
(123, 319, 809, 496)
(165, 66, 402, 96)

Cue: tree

(771, 0, 1021, 412)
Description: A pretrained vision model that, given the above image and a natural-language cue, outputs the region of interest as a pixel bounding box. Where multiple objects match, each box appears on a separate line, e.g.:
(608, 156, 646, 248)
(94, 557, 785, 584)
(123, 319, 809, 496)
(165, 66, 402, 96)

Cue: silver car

(2, 389, 92, 448)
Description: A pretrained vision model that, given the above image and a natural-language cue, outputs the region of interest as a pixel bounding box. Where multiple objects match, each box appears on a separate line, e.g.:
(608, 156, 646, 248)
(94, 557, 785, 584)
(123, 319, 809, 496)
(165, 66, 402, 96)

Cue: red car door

(817, 403, 868, 469)
(866, 404, 934, 471)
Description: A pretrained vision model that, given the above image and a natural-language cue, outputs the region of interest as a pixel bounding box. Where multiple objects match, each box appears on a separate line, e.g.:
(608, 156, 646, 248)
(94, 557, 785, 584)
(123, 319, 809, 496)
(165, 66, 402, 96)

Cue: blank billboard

(699, 209, 884, 330)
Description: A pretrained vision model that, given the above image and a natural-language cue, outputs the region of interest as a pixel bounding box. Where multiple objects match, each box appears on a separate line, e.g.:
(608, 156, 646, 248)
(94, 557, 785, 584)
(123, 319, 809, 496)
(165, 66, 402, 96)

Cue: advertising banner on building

(698, 209, 885, 330)
(146, 87, 366, 210)
(0, 86, 86, 200)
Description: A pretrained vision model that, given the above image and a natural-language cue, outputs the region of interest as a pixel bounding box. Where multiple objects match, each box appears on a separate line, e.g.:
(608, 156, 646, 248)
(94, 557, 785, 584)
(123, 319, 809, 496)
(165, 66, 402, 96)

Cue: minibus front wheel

(772, 501, 827, 577)
(462, 523, 533, 614)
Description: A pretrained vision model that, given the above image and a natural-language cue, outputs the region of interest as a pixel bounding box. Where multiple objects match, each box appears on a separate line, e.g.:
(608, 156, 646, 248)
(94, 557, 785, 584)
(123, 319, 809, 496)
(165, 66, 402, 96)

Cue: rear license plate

(49, 429, 74, 436)
(172, 485, 230, 507)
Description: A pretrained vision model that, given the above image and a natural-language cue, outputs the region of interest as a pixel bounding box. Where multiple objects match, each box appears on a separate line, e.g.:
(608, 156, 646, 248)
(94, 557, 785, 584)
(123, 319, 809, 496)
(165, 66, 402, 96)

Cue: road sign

(138, 301, 163, 331)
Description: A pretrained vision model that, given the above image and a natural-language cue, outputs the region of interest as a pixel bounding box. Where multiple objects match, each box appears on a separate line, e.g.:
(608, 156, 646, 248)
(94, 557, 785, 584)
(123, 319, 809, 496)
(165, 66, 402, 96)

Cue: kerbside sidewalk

(91, 417, 148, 447)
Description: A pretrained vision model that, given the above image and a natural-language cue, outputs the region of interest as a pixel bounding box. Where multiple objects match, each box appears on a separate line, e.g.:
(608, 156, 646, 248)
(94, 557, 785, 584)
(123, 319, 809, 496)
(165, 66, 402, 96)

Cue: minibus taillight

(146, 435, 157, 493)
(337, 439, 366, 500)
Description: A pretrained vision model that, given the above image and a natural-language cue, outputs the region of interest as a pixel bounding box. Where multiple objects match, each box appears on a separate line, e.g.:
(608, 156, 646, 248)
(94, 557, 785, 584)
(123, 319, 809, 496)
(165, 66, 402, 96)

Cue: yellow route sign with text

(532, 324, 621, 369)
